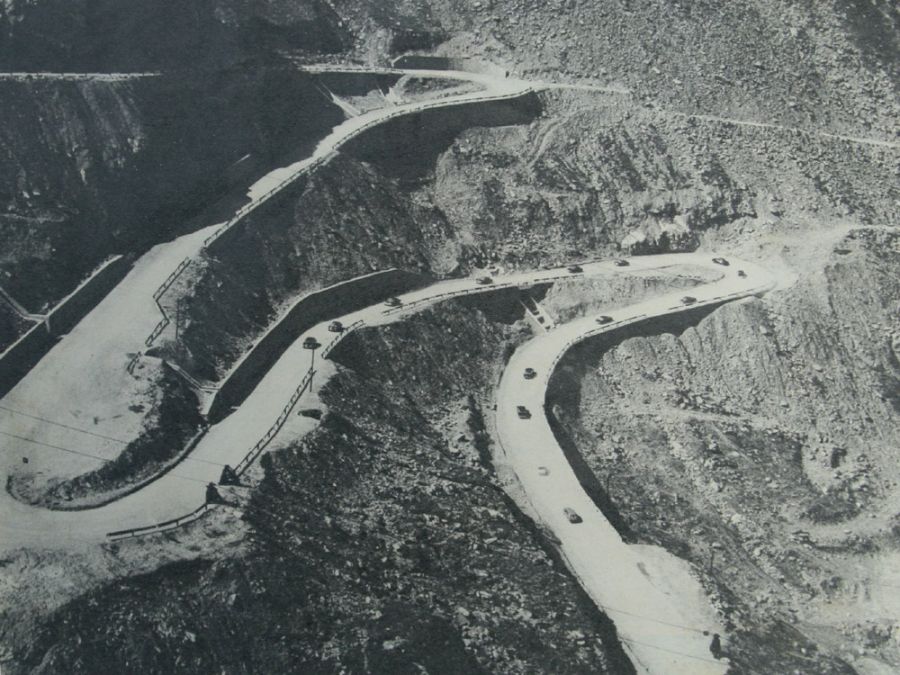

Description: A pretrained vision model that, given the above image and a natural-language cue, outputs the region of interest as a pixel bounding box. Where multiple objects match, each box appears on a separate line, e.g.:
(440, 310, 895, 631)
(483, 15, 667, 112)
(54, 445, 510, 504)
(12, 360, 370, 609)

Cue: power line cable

(0, 429, 212, 486)
(619, 636, 724, 666)
(0, 404, 129, 444)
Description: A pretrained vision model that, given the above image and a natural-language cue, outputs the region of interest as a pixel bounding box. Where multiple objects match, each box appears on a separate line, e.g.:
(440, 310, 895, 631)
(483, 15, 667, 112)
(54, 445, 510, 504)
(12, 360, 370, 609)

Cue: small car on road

(328, 320, 343, 333)
(516, 405, 532, 419)
(595, 315, 613, 325)
(564, 507, 583, 524)
(712, 257, 730, 266)
(614, 259, 630, 267)
(523, 367, 537, 379)
(567, 264, 583, 273)
(476, 276, 493, 285)
(538, 466, 550, 476)
(681, 296, 698, 305)
(737, 269, 747, 278)
(384, 296, 402, 307)
(302, 336, 320, 349)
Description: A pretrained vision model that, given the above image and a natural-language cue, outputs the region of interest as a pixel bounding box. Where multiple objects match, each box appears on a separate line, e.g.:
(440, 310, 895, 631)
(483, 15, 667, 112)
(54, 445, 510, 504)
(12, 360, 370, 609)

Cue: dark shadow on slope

(340, 92, 543, 182)
(545, 301, 729, 540)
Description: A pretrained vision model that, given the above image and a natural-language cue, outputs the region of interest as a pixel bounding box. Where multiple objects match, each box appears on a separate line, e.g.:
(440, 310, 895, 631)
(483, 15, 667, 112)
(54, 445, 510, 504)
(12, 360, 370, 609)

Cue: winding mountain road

(0, 63, 781, 674)
(0, 250, 773, 674)
(0, 64, 538, 500)
(496, 256, 773, 674)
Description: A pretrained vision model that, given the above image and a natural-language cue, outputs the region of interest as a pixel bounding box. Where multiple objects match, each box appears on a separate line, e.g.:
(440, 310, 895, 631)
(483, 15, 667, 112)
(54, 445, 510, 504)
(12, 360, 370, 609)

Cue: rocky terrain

(0, 0, 897, 672)
(550, 228, 900, 673)
(7, 300, 642, 674)
(157, 83, 896, 390)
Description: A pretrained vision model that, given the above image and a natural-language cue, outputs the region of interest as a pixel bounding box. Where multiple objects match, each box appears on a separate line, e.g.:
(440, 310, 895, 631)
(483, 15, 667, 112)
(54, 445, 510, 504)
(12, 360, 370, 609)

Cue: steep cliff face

(550, 228, 900, 672)
(0, 79, 147, 309)
(0, 69, 342, 311)
(172, 94, 542, 379)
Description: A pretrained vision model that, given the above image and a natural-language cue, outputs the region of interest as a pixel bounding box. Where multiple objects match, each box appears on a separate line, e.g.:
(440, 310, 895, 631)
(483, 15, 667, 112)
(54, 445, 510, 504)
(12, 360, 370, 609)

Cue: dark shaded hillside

(0, 67, 342, 311)
(0, 0, 348, 71)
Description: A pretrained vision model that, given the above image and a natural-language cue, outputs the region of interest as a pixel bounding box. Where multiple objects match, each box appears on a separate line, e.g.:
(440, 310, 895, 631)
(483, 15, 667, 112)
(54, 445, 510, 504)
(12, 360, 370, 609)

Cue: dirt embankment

(10, 300, 634, 674)
(550, 228, 900, 673)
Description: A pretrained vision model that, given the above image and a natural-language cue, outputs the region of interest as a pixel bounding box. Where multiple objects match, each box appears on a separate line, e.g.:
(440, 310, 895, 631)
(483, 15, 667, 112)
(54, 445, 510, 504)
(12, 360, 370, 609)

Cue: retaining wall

(0, 255, 132, 397)
(205, 268, 428, 423)
(45, 255, 132, 336)
(0, 321, 57, 397)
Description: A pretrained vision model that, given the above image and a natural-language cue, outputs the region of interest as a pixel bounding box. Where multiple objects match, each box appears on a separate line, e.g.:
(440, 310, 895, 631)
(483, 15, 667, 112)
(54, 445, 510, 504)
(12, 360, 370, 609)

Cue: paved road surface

(496, 255, 773, 674)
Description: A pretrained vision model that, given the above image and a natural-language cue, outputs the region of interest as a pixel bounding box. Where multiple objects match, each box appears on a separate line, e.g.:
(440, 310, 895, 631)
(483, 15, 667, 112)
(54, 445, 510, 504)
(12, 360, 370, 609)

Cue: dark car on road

(737, 269, 747, 278)
(681, 296, 698, 305)
(595, 315, 613, 325)
(567, 264, 583, 273)
(516, 405, 532, 419)
(564, 507, 583, 524)
(712, 257, 730, 266)
(302, 336, 320, 349)
(476, 276, 493, 285)
(538, 466, 550, 476)
(328, 321, 343, 332)
(384, 296, 402, 307)
(614, 259, 630, 267)
(523, 367, 537, 379)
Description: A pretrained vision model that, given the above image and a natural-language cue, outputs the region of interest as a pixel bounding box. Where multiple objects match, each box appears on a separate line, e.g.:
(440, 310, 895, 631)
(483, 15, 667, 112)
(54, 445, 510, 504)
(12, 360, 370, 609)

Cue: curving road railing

(106, 318, 369, 539)
(107, 502, 214, 541)
(139, 81, 537, 351)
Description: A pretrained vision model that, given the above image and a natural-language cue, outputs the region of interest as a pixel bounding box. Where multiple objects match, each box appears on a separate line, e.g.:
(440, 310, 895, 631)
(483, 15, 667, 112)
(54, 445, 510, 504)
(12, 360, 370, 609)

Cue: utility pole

(303, 336, 321, 388)
(174, 298, 181, 342)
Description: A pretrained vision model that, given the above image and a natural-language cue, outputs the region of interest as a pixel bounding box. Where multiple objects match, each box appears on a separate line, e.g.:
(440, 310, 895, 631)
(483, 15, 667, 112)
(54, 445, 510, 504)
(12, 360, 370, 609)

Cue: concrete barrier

(0, 255, 133, 397)
(205, 268, 428, 423)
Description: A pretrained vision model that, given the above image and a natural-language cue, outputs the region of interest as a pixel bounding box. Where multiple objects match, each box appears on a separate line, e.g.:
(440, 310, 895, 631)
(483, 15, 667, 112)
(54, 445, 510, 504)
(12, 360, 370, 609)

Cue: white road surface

(0, 251, 773, 675)
(495, 255, 773, 674)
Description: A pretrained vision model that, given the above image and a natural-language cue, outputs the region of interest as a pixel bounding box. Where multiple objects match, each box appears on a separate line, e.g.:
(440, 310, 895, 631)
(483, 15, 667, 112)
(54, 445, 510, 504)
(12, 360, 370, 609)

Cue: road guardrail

(139, 84, 536, 352)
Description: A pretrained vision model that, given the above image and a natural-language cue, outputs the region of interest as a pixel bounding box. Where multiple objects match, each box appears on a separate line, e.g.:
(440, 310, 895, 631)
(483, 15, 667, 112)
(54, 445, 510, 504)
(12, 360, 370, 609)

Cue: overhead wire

(0, 429, 213, 486)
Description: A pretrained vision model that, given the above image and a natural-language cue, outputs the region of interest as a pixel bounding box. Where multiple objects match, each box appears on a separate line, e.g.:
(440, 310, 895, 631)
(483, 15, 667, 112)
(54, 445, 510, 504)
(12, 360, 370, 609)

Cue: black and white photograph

(0, 1, 897, 673)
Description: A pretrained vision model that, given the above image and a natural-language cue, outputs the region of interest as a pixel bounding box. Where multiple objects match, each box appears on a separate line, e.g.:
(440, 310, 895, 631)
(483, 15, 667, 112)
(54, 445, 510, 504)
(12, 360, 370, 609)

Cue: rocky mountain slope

(1, 0, 897, 672)
(550, 228, 900, 673)
(161, 84, 895, 386)
(9, 301, 636, 675)
(0, 68, 341, 316)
